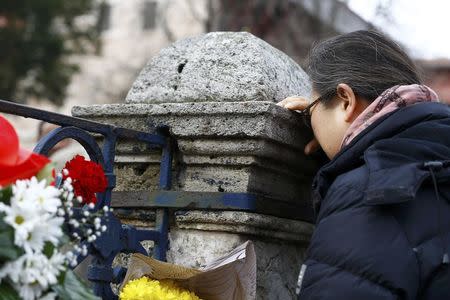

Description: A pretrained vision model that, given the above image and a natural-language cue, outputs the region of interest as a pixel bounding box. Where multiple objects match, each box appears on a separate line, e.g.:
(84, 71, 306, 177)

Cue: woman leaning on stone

(278, 30, 450, 299)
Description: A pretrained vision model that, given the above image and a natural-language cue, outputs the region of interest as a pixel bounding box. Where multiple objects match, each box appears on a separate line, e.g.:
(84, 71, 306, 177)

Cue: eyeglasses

(297, 96, 323, 129)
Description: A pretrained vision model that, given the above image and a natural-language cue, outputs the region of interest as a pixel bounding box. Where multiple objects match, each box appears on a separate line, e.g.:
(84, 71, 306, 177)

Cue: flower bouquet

(119, 241, 256, 300)
(0, 115, 109, 300)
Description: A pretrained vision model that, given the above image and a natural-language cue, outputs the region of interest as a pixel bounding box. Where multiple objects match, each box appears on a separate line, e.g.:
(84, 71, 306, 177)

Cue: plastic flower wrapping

(0, 115, 108, 300)
(119, 241, 256, 300)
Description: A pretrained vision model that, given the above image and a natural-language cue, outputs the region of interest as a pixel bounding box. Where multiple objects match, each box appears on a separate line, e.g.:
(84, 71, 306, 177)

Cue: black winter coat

(297, 102, 450, 300)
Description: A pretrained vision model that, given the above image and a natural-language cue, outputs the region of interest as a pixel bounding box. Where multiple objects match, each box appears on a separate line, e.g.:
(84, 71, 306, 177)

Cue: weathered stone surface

(72, 101, 318, 208)
(125, 32, 311, 104)
(173, 211, 313, 243)
(114, 210, 312, 299)
(73, 31, 316, 298)
(167, 230, 306, 300)
(72, 101, 315, 150)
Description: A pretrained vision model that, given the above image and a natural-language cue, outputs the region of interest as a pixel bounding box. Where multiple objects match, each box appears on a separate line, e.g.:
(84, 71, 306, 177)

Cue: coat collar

(312, 102, 450, 218)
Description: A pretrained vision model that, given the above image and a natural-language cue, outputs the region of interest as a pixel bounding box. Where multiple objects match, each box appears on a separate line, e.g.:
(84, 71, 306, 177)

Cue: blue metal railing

(0, 99, 171, 299)
(0, 98, 314, 298)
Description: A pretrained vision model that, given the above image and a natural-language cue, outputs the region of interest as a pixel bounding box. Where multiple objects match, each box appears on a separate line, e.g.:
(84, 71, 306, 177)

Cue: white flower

(10, 179, 29, 203)
(0, 177, 64, 253)
(14, 177, 61, 214)
(0, 201, 40, 249)
(63, 183, 73, 192)
(0, 256, 42, 300)
(0, 251, 65, 300)
(41, 251, 66, 286)
(25, 215, 64, 253)
(66, 191, 74, 203)
(81, 245, 88, 256)
(18, 283, 43, 300)
(69, 219, 79, 228)
(65, 251, 75, 261)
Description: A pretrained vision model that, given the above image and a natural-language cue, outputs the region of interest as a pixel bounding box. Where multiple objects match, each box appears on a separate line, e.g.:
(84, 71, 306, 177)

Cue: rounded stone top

(125, 31, 311, 104)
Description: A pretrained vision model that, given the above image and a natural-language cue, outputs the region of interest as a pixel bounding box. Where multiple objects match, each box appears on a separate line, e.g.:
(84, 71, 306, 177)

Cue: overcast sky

(346, 0, 450, 60)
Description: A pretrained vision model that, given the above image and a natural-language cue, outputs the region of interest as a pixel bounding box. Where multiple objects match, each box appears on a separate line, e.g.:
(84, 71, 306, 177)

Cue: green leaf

(0, 186, 13, 205)
(0, 282, 21, 300)
(52, 270, 100, 300)
(0, 218, 23, 262)
(43, 241, 56, 259)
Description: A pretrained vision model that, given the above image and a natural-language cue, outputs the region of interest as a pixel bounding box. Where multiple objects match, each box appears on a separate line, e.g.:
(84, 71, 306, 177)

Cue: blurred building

(12, 0, 371, 163)
(64, 0, 208, 110)
(66, 0, 371, 109)
(418, 59, 450, 104)
(208, 0, 372, 64)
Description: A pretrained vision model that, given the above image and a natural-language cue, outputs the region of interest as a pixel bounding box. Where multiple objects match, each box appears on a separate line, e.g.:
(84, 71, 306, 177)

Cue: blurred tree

(0, 0, 100, 105)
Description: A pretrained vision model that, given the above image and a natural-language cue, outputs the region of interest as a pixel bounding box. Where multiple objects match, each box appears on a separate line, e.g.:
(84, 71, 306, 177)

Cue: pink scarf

(341, 84, 439, 148)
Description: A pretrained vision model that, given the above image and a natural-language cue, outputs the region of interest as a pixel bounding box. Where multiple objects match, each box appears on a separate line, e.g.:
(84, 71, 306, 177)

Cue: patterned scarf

(341, 84, 439, 148)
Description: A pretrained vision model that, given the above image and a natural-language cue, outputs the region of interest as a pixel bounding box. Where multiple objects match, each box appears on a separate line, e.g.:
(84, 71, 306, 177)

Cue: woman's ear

(336, 83, 359, 123)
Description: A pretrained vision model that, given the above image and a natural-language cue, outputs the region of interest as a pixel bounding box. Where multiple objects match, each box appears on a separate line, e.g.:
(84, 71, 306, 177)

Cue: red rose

(0, 115, 50, 187)
(63, 155, 107, 204)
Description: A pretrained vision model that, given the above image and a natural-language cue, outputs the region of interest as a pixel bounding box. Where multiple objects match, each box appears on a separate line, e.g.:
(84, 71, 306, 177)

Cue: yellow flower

(120, 277, 202, 300)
